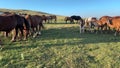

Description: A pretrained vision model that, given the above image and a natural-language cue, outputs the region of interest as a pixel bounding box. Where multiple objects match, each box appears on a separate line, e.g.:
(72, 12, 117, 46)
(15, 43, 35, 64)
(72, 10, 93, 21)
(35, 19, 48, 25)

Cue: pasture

(0, 23, 120, 68)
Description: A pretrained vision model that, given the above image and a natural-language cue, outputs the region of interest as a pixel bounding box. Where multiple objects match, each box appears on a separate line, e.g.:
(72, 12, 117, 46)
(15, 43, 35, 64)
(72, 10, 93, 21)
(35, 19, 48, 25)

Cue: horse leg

(80, 24, 82, 33)
(11, 28, 18, 42)
(114, 30, 117, 36)
(33, 27, 38, 38)
(54, 19, 56, 23)
(5, 31, 9, 37)
(47, 19, 50, 23)
(23, 29, 29, 41)
(38, 25, 42, 35)
(19, 28, 24, 40)
(50, 19, 52, 23)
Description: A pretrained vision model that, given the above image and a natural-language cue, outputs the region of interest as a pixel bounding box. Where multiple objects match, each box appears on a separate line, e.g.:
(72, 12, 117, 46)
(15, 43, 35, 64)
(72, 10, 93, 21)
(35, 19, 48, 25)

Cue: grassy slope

(0, 24, 120, 68)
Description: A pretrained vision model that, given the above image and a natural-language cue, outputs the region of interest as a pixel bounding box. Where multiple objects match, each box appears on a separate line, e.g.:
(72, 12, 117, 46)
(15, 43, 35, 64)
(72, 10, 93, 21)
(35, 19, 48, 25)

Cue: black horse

(71, 15, 83, 24)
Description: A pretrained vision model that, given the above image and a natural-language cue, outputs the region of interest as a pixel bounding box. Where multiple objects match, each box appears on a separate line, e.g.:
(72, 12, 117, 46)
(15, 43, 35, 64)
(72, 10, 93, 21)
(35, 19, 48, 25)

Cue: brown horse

(25, 14, 44, 38)
(96, 16, 112, 33)
(0, 14, 30, 42)
(106, 16, 120, 36)
(64, 17, 73, 23)
(48, 15, 57, 23)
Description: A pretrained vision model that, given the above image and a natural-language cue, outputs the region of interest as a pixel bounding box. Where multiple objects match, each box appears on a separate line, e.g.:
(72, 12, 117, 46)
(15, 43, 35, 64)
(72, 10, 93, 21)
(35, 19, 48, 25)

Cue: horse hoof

(23, 38, 27, 41)
(11, 40, 16, 42)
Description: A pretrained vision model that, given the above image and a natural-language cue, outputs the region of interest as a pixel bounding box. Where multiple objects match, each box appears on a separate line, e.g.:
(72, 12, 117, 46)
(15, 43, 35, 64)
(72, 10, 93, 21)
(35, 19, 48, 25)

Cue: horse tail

(23, 17, 30, 30)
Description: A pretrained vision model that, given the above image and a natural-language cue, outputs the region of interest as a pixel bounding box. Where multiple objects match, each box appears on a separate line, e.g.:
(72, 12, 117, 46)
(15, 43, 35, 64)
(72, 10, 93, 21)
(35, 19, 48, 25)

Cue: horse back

(111, 16, 120, 26)
(0, 15, 17, 31)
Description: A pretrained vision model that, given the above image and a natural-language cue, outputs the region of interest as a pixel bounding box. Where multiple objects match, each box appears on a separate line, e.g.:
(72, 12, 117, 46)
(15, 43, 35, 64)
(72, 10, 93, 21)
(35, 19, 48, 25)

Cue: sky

(0, 0, 120, 18)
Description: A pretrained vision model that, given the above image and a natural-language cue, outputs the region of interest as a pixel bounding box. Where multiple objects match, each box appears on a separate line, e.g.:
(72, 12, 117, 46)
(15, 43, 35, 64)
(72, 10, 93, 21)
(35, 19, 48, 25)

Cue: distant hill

(0, 8, 66, 22)
(0, 8, 53, 15)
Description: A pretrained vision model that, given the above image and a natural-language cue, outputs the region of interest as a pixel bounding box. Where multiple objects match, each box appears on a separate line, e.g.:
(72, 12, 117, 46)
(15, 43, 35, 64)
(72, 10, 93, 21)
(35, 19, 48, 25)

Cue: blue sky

(0, 0, 120, 17)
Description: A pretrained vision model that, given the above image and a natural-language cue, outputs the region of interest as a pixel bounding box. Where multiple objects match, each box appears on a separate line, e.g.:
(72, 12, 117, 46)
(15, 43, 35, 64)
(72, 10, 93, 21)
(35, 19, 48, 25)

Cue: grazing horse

(106, 16, 120, 36)
(71, 15, 82, 24)
(41, 15, 57, 23)
(0, 14, 30, 42)
(47, 15, 57, 23)
(83, 17, 98, 33)
(64, 17, 73, 23)
(96, 16, 112, 33)
(25, 15, 44, 38)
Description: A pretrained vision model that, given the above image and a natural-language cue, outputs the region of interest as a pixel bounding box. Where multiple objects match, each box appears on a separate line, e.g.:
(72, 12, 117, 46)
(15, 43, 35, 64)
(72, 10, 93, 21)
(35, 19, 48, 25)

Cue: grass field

(0, 23, 120, 68)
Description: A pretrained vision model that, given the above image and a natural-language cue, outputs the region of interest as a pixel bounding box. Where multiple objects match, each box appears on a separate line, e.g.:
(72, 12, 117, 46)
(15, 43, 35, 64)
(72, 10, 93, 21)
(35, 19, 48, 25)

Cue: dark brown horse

(25, 14, 44, 38)
(48, 15, 57, 23)
(41, 15, 57, 23)
(64, 17, 73, 23)
(0, 14, 30, 42)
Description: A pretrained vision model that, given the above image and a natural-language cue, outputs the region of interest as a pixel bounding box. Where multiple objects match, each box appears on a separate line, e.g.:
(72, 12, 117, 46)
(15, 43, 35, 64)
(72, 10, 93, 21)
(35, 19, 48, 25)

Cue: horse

(71, 15, 82, 24)
(25, 14, 44, 38)
(83, 17, 98, 33)
(64, 17, 73, 23)
(0, 13, 30, 42)
(96, 16, 112, 33)
(106, 16, 120, 36)
(48, 15, 57, 23)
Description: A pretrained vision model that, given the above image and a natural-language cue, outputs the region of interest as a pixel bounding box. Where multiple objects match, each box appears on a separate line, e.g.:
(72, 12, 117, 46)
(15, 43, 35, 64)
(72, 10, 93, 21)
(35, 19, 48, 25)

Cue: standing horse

(106, 16, 120, 36)
(71, 15, 82, 24)
(96, 16, 112, 33)
(64, 17, 73, 23)
(79, 17, 98, 33)
(0, 14, 30, 42)
(15, 15, 30, 41)
(25, 15, 44, 38)
(84, 17, 97, 33)
(48, 15, 57, 23)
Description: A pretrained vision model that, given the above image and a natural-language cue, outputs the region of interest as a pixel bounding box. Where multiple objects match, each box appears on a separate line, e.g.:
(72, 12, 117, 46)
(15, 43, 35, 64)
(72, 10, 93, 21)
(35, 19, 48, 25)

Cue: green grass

(0, 24, 120, 68)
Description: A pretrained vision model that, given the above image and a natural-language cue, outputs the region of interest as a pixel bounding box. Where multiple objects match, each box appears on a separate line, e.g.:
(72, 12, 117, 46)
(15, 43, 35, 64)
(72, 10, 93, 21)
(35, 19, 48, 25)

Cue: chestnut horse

(0, 14, 30, 42)
(64, 17, 73, 23)
(25, 15, 44, 38)
(96, 16, 112, 33)
(106, 16, 120, 36)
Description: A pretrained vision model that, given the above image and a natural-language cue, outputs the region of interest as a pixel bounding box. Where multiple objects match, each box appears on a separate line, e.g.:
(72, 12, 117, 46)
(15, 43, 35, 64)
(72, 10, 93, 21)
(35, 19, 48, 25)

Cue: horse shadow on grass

(2, 26, 120, 50)
(38, 26, 120, 47)
(1, 39, 39, 51)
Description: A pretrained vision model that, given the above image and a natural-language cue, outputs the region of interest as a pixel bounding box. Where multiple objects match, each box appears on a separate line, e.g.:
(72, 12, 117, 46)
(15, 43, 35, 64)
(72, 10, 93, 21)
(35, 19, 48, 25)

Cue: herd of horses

(0, 12, 57, 44)
(0, 11, 120, 44)
(64, 15, 120, 36)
